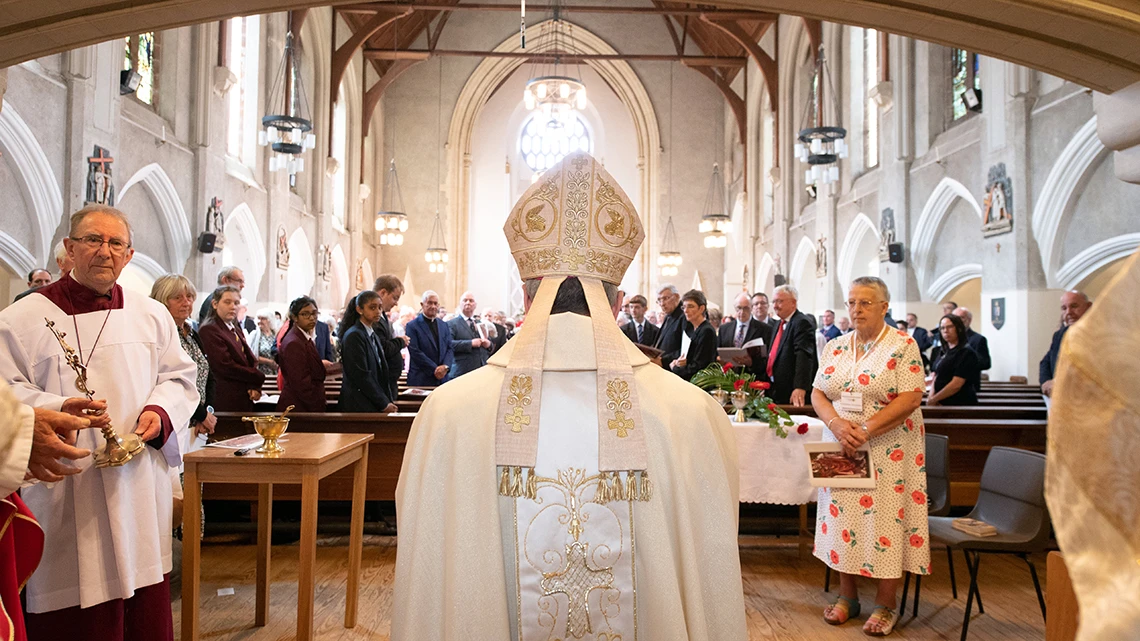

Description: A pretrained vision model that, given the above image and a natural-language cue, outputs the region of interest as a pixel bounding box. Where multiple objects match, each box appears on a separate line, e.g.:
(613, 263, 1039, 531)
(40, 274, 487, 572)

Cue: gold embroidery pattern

(505, 375, 533, 433)
(605, 379, 634, 438)
(541, 542, 614, 639)
(594, 179, 640, 249)
(586, 250, 626, 280)
(511, 176, 560, 243)
(563, 156, 591, 249)
(515, 248, 563, 280)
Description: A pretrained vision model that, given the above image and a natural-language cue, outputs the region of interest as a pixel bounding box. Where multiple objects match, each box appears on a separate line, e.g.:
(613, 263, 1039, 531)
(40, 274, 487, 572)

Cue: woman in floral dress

(812, 276, 930, 636)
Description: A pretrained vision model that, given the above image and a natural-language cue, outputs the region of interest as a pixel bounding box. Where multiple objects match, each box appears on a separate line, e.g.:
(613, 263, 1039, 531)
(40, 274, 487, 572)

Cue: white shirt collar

(363, 322, 375, 337)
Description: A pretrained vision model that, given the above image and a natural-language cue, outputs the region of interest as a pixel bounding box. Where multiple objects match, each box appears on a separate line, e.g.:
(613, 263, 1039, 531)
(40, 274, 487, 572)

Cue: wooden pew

(206, 412, 413, 502)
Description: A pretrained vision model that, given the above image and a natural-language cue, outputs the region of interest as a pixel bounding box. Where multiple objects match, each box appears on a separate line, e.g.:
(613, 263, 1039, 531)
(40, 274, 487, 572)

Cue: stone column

(877, 35, 915, 319)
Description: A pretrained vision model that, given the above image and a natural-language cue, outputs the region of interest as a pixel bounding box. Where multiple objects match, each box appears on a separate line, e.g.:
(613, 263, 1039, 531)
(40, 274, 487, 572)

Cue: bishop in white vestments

(0, 206, 198, 641)
(393, 152, 747, 640)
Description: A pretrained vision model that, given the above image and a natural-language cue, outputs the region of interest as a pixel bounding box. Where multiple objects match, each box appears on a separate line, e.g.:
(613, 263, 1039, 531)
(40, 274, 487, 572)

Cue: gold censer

(46, 318, 144, 468)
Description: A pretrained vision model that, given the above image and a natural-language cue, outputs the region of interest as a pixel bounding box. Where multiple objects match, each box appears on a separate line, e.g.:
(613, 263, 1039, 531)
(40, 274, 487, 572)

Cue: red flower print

(733, 379, 746, 391)
(886, 392, 898, 402)
(750, 381, 771, 390)
(889, 449, 905, 462)
(909, 365, 922, 374)
(824, 365, 835, 375)
(915, 453, 925, 466)
(906, 337, 915, 344)
(886, 358, 897, 370)
(842, 529, 851, 543)
(830, 550, 840, 564)
(821, 522, 828, 535)
(829, 504, 839, 517)
(859, 495, 874, 509)
(912, 490, 926, 505)
(858, 373, 871, 386)
(910, 534, 925, 548)
(898, 508, 905, 520)
(834, 349, 843, 356)
(767, 403, 778, 411)
(894, 483, 904, 494)
(722, 362, 734, 373)
(879, 536, 892, 547)
(860, 568, 873, 577)
(797, 423, 809, 435)
(905, 418, 914, 430)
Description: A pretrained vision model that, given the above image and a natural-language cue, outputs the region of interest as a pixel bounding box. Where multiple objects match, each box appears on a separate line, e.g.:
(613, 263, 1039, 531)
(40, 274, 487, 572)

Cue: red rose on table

(842, 529, 851, 543)
(909, 365, 922, 374)
(886, 358, 897, 370)
(858, 373, 871, 385)
(821, 522, 828, 535)
(829, 504, 840, 518)
(830, 550, 840, 565)
(879, 536, 892, 547)
(859, 495, 874, 508)
(912, 490, 926, 505)
(860, 568, 873, 577)
(910, 534, 925, 548)
(767, 403, 778, 411)
(894, 483, 904, 494)
(889, 449, 905, 462)
(733, 379, 746, 391)
(722, 362, 734, 373)
(797, 423, 809, 435)
(915, 453, 925, 466)
(750, 381, 771, 390)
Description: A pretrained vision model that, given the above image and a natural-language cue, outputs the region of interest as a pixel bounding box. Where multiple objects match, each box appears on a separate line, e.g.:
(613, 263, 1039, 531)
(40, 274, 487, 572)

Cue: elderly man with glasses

(718, 291, 774, 381)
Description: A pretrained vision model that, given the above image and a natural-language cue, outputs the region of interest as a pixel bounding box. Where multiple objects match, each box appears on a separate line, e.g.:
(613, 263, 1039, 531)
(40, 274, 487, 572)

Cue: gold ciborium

(45, 318, 143, 468)
(242, 405, 294, 454)
(730, 390, 750, 423)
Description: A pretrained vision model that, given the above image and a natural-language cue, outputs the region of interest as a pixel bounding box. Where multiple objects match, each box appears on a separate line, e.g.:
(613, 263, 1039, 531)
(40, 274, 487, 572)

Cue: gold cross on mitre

(540, 542, 614, 639)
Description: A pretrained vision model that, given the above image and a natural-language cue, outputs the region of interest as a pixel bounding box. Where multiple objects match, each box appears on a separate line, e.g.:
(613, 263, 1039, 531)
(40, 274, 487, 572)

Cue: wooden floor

(171, 536, 1047, 640)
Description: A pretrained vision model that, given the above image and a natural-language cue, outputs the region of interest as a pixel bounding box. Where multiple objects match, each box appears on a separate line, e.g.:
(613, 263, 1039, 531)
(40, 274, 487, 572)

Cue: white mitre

(495, 150, 649, 502)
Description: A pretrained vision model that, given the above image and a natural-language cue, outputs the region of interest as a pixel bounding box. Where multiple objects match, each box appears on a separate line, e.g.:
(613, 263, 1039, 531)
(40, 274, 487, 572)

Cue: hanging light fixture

(658, 62, 683, 276)
(523, 1, 587, 129)
(259, 26, 317, 186)
(425, 57, 449, 273)
(794, 45, 847, 191)
(376, 159, 408, 245)
(698, 163, 731, 248)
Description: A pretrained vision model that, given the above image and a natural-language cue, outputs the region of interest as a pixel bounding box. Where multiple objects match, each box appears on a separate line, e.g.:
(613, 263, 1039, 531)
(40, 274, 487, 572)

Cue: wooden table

(181, 433, 374, 641)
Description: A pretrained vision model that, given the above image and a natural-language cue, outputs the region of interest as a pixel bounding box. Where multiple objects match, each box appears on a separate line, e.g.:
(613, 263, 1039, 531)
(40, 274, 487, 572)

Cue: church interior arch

(0, 101, 61, 265)
(221, 203, 266, 303)
(329, 244, 350, 308)
(118, 252, 165, 297)
(117, 163, 192, 273)
(912, 177, 984, 299)
(755, 252, 776, 295)
(286, 228, 315, 301)
(837, 213, 881, 289)
(1073, 252, 1131, 300)
(789, 236, 818, 314)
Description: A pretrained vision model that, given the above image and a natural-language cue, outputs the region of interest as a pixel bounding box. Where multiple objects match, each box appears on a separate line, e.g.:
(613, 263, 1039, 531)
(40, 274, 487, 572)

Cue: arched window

(952, 49, 981, 121)
(226, 15, 261, 166)
(331, 85, 348, 230)
(520, 116, 591, 173)
(123, 33, 157, 106)
(863, 28, 880, 169)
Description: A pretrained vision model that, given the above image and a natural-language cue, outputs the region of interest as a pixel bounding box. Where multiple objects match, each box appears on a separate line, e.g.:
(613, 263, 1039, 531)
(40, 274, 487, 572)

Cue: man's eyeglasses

(735, 306, 751, 311)
(70, 235, 131, 255)
(846, 300, 881, 310)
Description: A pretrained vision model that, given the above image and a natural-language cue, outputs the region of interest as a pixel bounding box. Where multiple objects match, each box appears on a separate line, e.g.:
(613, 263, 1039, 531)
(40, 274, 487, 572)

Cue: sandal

(823, 595, 861, 626)
(862, 605, 897, 636)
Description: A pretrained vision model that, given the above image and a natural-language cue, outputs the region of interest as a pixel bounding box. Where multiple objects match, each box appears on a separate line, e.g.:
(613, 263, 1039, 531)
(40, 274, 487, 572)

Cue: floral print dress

(813, 328, 931, 579)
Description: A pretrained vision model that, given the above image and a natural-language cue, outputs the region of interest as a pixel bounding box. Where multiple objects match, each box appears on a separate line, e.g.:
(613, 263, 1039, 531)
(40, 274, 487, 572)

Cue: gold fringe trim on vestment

(498, 466, 538, 499)
(593, 471, 652, 504)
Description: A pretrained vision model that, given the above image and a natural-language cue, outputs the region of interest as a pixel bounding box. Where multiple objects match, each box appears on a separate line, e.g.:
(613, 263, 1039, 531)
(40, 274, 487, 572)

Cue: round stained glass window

(520, 116, 591, 172)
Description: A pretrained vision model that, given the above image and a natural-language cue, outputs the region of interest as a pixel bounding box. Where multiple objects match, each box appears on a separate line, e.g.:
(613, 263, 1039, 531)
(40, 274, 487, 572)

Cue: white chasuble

(511, 370, 634, 641)
(0, 288, 199, 612)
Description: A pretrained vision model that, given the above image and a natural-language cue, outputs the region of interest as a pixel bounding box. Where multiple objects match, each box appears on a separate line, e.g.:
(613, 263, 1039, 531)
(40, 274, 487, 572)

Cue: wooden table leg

(297, 468, 319, 641)
(799, 504, 809, 559)
(255, 483, 273, 627)
(345, 445, 369, 628)
(181, 462, 201, 641)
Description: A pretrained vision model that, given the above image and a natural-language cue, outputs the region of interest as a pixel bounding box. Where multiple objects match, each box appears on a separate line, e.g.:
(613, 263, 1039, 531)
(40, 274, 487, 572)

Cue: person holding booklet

(809, 276, 930, 637)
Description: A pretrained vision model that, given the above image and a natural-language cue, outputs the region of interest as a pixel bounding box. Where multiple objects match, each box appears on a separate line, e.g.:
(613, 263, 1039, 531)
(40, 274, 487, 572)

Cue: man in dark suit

(1040, 290, 1091, 396)
(313, 319, 335, 362)
(765, 285, 818, 407)
(405, 290, 455, 387)
(621, 294, 660, 346)
(952, 307, 991, 386)
(197, 266, 245, 324)
(236, 303, 256, 334)
(482, 308, 509, 353)
(372, 275, 409, 398)
(718, 292, 774, 381)
(653, 285, 684, 367)
(818, 309, 842, 341)
(447, 291, 493, 378)
(905, 313, 933, 353)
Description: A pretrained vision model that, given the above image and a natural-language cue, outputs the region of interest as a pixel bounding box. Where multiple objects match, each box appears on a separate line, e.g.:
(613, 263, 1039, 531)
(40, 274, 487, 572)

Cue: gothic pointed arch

(926, 263, 984, 302)
(912, 176, 983, 289)
(287, 227, 315, 300)
(837, 213, 881, 288)
(0, 101, 62, 264)
(222, 202, 266, 302)
(118, 163, 192, 272)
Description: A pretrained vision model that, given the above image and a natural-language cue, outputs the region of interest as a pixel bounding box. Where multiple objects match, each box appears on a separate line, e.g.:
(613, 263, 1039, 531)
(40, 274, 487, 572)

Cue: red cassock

(0, 493, 43, 641)
(277, 326, 327, 412)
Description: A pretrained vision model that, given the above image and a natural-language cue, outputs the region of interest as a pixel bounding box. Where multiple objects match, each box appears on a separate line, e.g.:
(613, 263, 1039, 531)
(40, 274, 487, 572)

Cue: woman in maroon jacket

(198, 285, 265, 411)
(277, 296, 327, 412)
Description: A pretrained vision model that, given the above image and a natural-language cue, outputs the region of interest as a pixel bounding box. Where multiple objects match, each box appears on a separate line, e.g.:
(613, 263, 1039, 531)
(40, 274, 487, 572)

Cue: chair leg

(947, 545, 958, 599)
(962, 551, 985, 614)
(824, 565, 831, 593)
(960, 551, 982, 641)
(1023, 554, 1047, 622)
(900, 572, 910, 614)
(913, 574, 922, 617)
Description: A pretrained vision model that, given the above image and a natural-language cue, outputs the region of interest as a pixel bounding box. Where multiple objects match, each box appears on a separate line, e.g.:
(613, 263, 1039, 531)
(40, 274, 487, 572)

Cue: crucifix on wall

(85, 146, 115, 206)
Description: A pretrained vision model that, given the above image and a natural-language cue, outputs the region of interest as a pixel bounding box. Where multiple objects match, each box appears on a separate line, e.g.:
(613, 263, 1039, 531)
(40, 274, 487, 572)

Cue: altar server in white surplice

(393, 152, 747, 641)
(0, 205, 198, 641)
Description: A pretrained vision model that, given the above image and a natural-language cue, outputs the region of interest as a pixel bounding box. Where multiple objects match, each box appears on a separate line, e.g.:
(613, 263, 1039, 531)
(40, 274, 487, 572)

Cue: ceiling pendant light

(699, 163, 731, 248)
(425, 57, 448, 273)
(794, 44, 847, 193)
(523, 0, 586, 130)
(658, 62, 683, 276)
(259, 23, 317, 187)
(376, 159, 408, 246)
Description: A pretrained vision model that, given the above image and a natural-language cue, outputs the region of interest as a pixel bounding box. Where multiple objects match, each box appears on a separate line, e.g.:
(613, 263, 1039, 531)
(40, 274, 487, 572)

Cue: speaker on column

(197, 232, 217, 254)
(773, 273, 787, 287)
(888, 243, 905, 264)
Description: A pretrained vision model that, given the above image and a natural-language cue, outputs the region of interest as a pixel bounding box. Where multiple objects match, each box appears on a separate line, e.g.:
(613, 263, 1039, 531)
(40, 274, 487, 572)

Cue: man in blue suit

(405, 290, 454, 386)
(818, 309, 842, 341)
(313, 317, 336, 362)
(447, 291, 492, 378)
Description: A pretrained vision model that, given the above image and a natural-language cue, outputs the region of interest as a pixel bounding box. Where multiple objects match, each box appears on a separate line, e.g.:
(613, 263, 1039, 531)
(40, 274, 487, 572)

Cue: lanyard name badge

(838, 323, 890, 413)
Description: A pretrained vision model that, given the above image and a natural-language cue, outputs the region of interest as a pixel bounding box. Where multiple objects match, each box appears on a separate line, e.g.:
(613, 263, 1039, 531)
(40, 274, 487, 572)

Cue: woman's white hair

(850, 276, 891, 302)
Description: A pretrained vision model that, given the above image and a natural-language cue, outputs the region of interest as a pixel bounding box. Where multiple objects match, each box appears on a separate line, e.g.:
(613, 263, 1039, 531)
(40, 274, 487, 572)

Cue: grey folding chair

(927, 446, 1050, 641)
